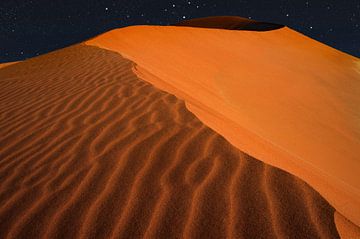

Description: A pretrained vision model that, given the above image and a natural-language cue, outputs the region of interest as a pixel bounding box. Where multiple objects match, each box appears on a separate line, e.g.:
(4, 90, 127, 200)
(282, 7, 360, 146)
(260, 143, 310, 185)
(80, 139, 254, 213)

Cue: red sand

(86, 24, 360, 229)
(0, 44, 341, 238)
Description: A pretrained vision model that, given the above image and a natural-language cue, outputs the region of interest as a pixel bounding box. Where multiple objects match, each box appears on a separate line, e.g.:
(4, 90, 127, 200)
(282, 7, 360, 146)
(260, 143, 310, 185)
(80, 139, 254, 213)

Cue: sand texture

(86, 24, 360, 227)
(0, 45, 341, 238)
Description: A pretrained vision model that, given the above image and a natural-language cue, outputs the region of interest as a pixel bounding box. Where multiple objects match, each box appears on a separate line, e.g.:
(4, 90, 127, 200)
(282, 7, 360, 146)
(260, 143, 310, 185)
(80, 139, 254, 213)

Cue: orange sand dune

(0, 45, 340, 238)
(86, 24, 360, 227)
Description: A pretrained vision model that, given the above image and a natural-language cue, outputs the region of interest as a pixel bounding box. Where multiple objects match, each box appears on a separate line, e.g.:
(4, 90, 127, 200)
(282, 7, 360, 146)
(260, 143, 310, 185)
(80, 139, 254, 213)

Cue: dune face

(0, 45, 340, 238)
(86, 23, 360, 227)
(175, 16, 284, 31)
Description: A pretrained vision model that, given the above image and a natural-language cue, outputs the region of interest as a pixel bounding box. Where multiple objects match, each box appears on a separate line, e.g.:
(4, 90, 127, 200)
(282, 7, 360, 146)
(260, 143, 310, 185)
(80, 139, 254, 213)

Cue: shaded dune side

(0, 45, 338, 239)
(174, 16, 284, 31)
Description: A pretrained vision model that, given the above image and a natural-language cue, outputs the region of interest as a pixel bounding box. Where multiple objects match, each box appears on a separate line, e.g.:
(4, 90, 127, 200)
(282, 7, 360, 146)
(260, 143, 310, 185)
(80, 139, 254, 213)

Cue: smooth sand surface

(335, 212, 360, 238)
(86, 24, 360, 227)
(0, 45, 340, 238)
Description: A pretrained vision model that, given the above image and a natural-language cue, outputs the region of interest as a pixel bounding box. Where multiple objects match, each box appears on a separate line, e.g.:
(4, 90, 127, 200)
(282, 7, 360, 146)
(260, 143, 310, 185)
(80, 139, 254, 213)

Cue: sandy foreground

(86, 24, 360, 230)
(0, 43, 350, 238)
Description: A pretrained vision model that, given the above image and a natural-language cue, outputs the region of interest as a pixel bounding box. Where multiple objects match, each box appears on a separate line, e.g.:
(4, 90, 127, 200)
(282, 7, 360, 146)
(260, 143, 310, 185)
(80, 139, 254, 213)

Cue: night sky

(0, 0, 359, 63)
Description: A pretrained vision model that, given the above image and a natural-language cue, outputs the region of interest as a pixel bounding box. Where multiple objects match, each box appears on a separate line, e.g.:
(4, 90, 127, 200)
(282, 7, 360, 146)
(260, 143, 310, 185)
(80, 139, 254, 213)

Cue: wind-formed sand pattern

(0, 44, 340, 238)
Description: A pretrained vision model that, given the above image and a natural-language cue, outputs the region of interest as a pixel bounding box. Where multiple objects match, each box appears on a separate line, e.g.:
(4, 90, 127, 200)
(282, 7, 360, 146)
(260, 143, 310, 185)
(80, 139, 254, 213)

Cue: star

(1, 0, 360, 61)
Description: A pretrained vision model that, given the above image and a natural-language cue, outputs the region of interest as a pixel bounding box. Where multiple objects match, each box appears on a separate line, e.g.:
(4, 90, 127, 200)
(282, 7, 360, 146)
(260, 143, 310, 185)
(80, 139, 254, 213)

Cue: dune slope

(0, 45, 340, 238)
(86, 24, 360, 227)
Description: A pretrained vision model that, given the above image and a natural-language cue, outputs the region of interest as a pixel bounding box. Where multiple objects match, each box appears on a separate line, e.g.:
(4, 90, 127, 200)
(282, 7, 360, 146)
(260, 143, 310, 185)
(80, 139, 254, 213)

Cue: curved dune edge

(85, 25, 360, 227)
(174, 16, 284, 31)
(335, 212, 360, 238)
(0, 44, 340, 238)
(134, 64, 360, 236)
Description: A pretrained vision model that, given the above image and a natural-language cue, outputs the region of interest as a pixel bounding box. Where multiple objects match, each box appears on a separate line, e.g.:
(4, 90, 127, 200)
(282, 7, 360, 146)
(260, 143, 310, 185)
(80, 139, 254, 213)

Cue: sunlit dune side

(174, 16, 284, 31)
(0, 45, 340, 238)
(0, 61, 19, 69)
(335, 212, 360, 239)
(86, 21, 360, 227)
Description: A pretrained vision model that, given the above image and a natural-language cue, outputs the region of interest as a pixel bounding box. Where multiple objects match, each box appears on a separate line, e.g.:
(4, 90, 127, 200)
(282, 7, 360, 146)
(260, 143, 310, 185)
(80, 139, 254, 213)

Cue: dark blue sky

(0, 0, 359, 63)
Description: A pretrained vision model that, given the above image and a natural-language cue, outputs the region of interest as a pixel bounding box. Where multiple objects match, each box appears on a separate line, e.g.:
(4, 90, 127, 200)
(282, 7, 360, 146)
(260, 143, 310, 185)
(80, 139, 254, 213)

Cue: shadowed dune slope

(0, 45, 339, 238)
(174, 16, 284, 31)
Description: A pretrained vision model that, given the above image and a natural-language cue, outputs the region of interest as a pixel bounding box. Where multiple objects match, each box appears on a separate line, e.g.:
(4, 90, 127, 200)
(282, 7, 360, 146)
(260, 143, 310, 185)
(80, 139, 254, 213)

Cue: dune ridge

(174, 16, 284, 31)
(0, 62, 19, 69)
(85, 24, 360, 227)
(0, 44, 340, 238)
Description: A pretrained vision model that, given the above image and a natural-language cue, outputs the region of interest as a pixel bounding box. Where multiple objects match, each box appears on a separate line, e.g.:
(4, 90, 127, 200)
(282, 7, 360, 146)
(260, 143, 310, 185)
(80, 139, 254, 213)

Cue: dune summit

(174, 16, 284, 31)
(86, 17, 360, 228)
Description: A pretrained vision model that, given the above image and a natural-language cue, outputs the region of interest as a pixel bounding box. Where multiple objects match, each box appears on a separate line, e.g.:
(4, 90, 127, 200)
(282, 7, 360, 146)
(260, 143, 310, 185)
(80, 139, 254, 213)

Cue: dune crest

(0, 44, 342, 238)
(0, 62, 19, 69)
(174, 16, 284, 31)
(86, 23, 360, 227)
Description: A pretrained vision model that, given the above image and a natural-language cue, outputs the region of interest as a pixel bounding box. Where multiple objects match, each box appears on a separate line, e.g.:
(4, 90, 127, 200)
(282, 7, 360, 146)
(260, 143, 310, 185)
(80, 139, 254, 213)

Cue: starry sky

(0, 0, 359, 63)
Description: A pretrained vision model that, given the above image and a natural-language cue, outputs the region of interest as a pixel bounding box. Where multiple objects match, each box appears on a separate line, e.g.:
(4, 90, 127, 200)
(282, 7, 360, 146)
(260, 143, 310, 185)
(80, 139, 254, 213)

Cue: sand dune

(86, 23, 360, 227)
(0, 44, 341, 238)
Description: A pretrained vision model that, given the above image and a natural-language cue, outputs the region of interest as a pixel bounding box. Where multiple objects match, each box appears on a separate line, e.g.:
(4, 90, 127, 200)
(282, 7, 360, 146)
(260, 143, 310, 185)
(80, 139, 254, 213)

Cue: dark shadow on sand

(174, 16, 284, 31)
